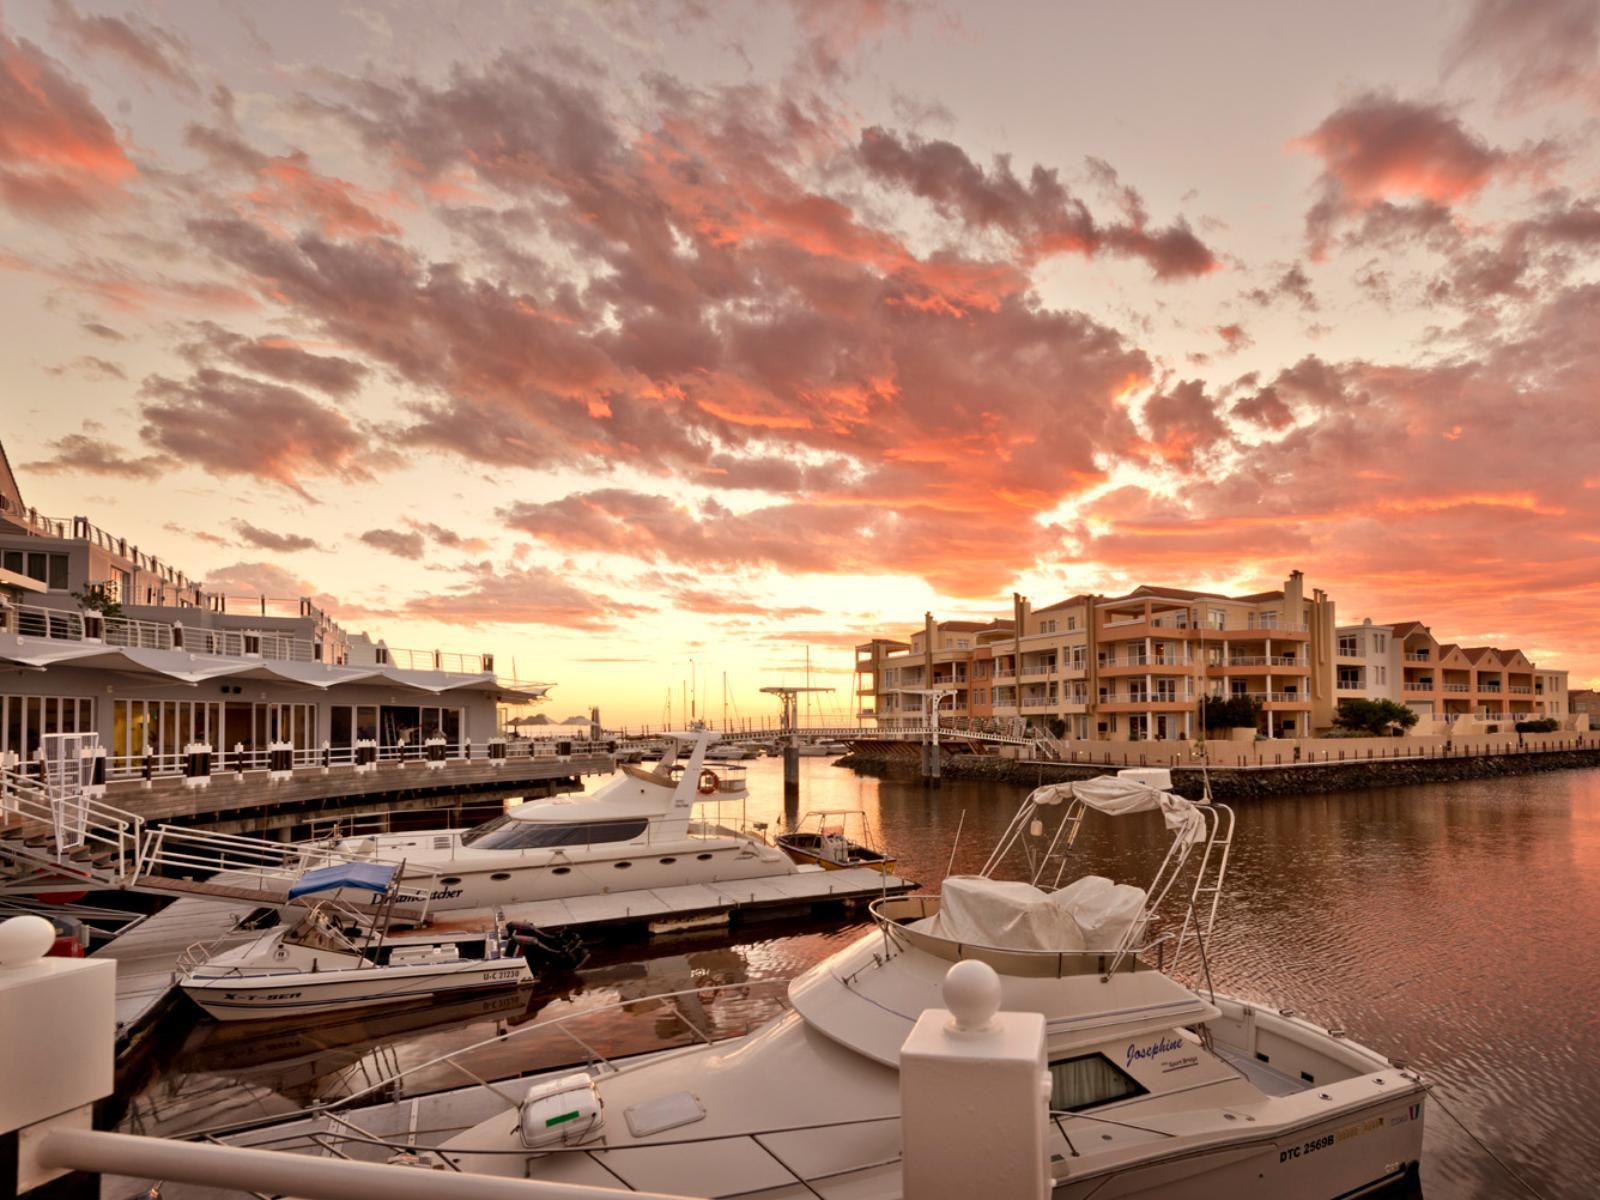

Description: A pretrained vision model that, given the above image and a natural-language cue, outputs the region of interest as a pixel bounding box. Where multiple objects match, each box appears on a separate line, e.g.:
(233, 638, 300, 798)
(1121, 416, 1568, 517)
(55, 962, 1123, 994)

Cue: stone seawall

(837, 747, 1600, 801)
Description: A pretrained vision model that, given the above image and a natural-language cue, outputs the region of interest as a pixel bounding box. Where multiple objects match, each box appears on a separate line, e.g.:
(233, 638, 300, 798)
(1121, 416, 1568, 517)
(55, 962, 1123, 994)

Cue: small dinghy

(777, 808, 896, 873)
(179, 862, 533, 1022)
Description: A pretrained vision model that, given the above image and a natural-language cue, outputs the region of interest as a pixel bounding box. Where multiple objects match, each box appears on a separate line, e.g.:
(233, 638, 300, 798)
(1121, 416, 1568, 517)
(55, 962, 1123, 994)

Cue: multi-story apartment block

(859, 572, 1338, 741)
(0, 439, 542, 777)
(1572, 689, 1599, 719)
(1335, 619, 1569, 729)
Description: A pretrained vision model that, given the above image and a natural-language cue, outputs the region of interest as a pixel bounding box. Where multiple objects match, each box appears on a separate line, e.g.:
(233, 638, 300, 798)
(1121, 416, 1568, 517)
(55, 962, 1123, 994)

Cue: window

(459, 816, 649, 849)
(1258, 611, 1279, 629)
(1, 695, 95, 759)
(1376, 666, 1387, 685)
(956, 639, 970, 650)
(1338, 635, 1358, 657)
(5, 551, 69, 590)
(1208, 608, 1226, 630)
(1338, 666, 1362, 689)
(1066, 616, 1077, 631)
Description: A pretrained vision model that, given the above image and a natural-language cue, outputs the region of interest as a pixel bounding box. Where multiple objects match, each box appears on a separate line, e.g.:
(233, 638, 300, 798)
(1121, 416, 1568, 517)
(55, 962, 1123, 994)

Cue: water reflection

(123, 756, 1600, 1199)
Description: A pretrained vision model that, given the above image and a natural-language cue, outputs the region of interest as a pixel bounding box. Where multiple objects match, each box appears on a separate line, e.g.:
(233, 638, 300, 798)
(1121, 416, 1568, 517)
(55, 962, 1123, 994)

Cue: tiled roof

(1034, 594, 1089, 613)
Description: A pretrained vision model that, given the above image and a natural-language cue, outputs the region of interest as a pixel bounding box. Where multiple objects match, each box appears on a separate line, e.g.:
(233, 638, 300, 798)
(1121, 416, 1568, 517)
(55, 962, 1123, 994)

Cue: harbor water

(118, 756, 1600, 1199)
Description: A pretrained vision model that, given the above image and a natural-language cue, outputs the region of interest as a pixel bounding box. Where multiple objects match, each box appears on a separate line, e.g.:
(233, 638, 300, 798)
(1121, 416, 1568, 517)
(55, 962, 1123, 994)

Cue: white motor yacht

(330, 732, 804, 911)
(178, 863, 533, 1021)
(180, 770, 1425, 1198)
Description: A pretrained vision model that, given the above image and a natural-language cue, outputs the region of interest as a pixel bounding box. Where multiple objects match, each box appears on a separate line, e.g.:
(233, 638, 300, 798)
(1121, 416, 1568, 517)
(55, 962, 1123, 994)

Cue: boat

(175, 769, 1424, 1197)
(794, 739, 848, 757)
(703, 741, 760, 761)
(324, 732, 811, 911)
(178, 862, 539, 1021)
(777, 808, 896, 873)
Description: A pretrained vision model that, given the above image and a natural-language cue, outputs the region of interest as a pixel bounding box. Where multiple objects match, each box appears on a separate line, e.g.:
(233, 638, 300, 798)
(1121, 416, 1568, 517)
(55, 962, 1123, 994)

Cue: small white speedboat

(179, 862, 534, 1022)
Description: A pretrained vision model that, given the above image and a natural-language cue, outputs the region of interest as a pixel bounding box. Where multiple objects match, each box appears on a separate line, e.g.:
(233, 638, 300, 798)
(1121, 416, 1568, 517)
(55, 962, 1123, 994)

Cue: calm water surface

(121, 757, 1600, 1199)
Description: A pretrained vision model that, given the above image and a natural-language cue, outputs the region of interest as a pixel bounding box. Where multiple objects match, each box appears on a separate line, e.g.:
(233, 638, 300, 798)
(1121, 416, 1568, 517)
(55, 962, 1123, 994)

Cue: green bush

(1332, 698, 1419, 735)
(1201, 695, 1259, 731)
(1514, 718, 1559, 733)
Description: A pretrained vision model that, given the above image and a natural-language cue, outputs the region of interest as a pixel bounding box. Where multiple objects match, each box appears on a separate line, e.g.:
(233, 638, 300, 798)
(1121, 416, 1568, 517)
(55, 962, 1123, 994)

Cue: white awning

(1027, 776, 1205, 846)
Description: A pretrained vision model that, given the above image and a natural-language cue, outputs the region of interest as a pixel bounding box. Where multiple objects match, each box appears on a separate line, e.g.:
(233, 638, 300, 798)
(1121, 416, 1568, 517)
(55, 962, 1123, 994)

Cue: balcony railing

(1218, 655, 1305, 668)
(1405, 681, 1434, 692)
(1404, 653, 1431, 662)
(2, 601, 482, 675)
(1443, 683, 1471, 693)
(1478, 684, 1502, 693)
(1509, 685, 1534, 695)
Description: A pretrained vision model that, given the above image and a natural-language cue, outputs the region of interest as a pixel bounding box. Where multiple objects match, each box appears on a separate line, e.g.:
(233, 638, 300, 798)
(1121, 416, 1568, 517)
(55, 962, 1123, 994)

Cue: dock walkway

(98, 893, 260, 1041)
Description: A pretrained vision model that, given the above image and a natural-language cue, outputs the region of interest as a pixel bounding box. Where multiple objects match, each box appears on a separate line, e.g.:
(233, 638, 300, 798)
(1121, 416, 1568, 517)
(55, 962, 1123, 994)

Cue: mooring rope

(1420, 1078, 1547, 1200)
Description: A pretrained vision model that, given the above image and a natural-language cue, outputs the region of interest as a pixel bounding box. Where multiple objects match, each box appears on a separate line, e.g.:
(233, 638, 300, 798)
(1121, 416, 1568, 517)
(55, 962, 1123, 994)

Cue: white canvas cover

(922, 875, 1148, 951)
(1028, 776, 1205, 847)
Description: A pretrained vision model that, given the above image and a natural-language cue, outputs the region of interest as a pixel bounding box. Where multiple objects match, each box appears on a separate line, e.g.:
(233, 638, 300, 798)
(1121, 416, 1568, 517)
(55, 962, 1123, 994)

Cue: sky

(3, 0, 1599, 726)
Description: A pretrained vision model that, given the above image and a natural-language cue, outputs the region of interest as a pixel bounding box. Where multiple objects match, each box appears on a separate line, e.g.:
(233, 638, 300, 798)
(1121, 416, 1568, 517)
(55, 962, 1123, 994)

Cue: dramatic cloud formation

(233, 521, 316, 552)
(0, 27, 134, 215)
(359, 527, 426, 558)
(5, 1, 1599, 706)
(24, 432, 168, 479)
(138, 369, 367, 497)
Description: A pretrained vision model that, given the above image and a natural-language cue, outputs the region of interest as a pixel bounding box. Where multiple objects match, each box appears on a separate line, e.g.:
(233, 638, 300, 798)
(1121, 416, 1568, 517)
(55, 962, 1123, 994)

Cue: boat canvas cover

(1031, 776, 1205, 847)
(924, 875, 1147, 952)
(288, 860, 399, 899)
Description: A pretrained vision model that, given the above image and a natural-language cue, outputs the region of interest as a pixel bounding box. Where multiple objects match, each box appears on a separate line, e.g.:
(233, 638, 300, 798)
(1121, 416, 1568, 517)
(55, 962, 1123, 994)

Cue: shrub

(1514, 718, 1559, 733)
(1201, 695, 1259, 731)
(1332, 698, 1419, 735)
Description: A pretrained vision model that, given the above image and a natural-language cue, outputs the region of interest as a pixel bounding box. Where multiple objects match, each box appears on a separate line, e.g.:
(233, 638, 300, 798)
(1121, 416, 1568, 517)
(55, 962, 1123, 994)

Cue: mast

(806, 646, 812, 726)
(722, 671, 728, 734)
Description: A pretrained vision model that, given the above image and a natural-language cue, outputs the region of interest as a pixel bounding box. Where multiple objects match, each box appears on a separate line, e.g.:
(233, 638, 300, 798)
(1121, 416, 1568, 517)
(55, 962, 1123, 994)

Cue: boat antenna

(1195, 604, 1213, 804)
(944, 809, 966, 881)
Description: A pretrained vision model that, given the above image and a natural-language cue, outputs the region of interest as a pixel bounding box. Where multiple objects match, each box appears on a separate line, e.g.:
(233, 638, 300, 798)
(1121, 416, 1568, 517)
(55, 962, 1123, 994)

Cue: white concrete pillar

(900, 961, 1049, 1200)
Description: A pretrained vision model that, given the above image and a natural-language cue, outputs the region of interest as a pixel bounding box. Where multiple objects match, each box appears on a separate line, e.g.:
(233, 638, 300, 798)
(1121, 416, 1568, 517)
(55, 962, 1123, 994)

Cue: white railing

(1443, 684, 1471, 693)
(184, 627, 314, 662)
(1404, 653, 1431, 662)
(7, 603, 84, 641)
(1509, 685, 1534, 695)
(101, 615, 175, 651)
(379, 647, 489, 674)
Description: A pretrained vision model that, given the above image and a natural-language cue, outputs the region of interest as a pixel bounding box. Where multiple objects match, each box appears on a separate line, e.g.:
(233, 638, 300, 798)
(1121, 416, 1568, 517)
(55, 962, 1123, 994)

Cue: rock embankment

(836, 747, 1600, 801)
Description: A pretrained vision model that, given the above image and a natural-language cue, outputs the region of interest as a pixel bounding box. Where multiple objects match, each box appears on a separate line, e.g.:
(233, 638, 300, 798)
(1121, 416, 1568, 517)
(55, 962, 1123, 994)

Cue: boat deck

(1214, 1044, 1315, 1098)
(492, 864, 913, 932)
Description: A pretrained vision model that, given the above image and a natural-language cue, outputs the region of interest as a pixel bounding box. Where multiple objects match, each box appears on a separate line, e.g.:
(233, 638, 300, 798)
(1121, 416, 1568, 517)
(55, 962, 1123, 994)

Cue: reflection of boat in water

(777, 809, 896, 874)
(167, 770, 1425, 1198)
(178, 864, 534, 1021)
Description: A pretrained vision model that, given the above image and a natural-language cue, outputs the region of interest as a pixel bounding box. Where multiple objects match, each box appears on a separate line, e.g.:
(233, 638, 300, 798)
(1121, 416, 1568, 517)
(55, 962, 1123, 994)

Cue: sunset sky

(4, 0, 1599, 725)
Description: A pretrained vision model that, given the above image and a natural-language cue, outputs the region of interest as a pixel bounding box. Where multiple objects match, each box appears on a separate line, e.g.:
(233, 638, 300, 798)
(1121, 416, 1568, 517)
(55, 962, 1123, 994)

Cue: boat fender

(519, 1073, 604, 1149)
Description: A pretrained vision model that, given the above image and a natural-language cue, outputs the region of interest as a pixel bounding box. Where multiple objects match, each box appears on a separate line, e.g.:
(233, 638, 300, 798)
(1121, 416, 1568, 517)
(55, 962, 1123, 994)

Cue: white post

(899, 960, 1049, 1200)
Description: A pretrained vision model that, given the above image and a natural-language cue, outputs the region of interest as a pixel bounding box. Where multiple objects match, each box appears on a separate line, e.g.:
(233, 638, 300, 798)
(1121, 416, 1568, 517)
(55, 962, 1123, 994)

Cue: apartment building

(859, 616, 1011, 727)
(858, 571, 1338, 741)
(1335, 619, 1569, 729)
(1572, 689, 1600, 719)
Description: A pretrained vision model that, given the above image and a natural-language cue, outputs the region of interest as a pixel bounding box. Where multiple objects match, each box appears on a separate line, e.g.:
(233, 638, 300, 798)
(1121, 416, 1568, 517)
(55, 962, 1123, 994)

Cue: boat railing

(182, 977, 800, 1144)
(868, 895, 1174, 978)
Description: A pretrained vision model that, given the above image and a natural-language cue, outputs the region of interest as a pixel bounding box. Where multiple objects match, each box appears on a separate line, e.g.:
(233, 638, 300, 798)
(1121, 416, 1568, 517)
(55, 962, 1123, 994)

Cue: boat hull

(181, 958, 533, 1021)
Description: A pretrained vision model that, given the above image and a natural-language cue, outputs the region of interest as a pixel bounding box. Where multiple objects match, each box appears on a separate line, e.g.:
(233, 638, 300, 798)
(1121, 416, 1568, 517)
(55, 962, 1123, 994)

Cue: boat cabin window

(459, 815, 649, 850)
(1047, 1054, 1147, 1113)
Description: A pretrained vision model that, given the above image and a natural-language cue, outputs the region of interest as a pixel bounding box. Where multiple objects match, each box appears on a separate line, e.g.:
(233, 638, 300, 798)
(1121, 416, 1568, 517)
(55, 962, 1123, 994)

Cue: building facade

(0, 448, 544, 778)
(859, 572, 1338, 741)
(1335, 619, 1570, 730)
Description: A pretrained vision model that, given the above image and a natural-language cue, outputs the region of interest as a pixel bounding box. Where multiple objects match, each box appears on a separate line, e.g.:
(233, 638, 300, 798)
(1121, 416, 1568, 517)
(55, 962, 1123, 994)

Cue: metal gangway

(0, 733, 438, 916)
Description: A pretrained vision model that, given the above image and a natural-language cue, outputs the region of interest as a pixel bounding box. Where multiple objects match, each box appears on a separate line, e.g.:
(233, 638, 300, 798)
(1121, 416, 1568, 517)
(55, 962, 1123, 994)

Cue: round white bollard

(0, 914, 55, 967)
(943, 958, 1001, 1032)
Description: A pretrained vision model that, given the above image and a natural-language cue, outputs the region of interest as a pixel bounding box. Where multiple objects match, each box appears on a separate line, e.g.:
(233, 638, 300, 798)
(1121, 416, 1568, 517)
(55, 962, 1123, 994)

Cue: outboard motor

(504, 920, 589, 972)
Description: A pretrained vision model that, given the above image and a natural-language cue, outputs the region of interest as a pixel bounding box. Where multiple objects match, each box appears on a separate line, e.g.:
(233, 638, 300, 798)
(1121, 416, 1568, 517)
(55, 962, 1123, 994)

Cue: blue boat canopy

(288, 861, 399, 899)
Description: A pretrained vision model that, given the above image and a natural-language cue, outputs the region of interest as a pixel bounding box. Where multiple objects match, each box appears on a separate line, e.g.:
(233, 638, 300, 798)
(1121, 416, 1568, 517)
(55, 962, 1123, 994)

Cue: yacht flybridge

(166, 768, 1424, 1199)
(331, 732, 807, 911)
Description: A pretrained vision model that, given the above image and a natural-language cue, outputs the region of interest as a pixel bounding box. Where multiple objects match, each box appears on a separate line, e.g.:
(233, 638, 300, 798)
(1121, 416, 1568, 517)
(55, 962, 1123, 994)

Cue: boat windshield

(459, 814, 650, 850)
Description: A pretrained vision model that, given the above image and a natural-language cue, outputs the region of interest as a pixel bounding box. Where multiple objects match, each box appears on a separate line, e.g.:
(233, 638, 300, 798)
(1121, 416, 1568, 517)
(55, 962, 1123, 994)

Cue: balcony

(1404, 681, 1435, 693)
(1442, 683, 1470, 693)
(1, 600, 491, 674)
(1477, 684, 1502, 694)
(1404, 653, 1432, 662)
(1509, 685, 1534, 695)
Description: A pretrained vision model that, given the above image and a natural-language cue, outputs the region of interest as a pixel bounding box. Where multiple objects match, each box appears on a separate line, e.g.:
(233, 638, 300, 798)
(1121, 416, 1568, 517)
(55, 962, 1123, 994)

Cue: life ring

(697, 768, 719, 795)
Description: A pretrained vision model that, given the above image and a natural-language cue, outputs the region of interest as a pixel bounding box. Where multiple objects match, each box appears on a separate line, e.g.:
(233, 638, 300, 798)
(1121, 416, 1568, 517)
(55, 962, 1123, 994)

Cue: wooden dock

(97, 864, 911, 1051)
